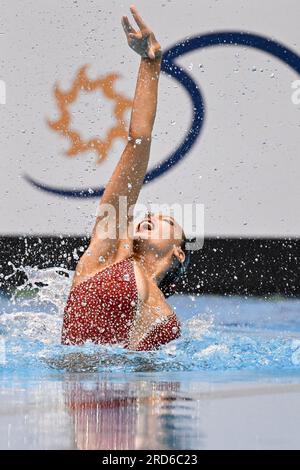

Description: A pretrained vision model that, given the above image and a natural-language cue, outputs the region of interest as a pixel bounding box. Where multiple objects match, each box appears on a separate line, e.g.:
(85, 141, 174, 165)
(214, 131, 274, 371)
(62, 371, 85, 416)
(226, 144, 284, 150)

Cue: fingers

(121, 15, 136, 36)
(129, 4, 148, 31)
(128, 31, 141, 39)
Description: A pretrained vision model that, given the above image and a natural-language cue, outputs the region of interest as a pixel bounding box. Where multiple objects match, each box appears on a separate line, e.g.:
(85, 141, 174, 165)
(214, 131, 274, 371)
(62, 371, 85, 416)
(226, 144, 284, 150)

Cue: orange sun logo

(48, 65, 133, 163)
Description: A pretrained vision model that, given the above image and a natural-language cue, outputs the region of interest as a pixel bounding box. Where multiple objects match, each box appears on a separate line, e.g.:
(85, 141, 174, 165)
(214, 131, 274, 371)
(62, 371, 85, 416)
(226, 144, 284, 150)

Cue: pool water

(0, 267, 300, 449)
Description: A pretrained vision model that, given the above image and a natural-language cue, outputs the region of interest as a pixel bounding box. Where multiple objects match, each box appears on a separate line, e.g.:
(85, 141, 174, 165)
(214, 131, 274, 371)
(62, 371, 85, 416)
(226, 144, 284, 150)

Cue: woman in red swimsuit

(61, 5, 190, 351)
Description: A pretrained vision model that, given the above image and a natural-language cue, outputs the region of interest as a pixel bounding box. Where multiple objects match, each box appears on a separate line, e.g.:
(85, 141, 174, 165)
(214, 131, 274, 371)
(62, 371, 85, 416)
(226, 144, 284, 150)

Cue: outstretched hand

(121, 4, 162, 60)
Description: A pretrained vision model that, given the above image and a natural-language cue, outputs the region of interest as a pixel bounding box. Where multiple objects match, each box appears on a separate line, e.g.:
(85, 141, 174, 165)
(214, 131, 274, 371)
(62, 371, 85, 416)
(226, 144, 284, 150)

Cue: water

(0, 267, 300, 449)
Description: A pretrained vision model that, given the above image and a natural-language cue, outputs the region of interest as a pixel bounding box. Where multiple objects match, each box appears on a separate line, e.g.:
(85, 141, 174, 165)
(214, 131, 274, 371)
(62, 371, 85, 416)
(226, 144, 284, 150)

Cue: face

(133, 212, 184, 256)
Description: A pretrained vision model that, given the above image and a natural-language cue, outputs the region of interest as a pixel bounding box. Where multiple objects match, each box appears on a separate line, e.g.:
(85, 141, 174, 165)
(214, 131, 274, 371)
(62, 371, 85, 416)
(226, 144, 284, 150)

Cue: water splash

(1, 266, 300, 376)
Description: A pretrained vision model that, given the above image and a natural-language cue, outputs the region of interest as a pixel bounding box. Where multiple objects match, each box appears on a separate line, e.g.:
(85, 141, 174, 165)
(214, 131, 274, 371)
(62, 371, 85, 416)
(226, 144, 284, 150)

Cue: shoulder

(72, 238, 134, 288)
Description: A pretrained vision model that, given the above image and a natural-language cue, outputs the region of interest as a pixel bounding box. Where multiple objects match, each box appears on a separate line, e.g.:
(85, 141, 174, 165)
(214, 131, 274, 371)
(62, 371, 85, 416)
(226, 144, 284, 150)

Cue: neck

(133, 250, 170, 284)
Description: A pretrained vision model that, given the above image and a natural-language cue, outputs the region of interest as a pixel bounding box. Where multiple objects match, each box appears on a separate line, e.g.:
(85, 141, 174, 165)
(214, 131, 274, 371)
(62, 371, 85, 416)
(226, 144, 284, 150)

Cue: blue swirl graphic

(24, 31, 300, 198)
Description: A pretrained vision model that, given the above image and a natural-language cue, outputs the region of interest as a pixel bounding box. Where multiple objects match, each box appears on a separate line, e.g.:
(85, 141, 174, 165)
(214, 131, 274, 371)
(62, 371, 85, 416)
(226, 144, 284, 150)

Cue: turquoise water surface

(1, 266, 299, 377)
(1, 267, 300, 450)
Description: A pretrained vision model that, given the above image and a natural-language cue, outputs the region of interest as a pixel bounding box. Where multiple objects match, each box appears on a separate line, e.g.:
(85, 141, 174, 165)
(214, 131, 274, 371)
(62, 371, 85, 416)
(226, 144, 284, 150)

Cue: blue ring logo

(24, 31, 300, 198)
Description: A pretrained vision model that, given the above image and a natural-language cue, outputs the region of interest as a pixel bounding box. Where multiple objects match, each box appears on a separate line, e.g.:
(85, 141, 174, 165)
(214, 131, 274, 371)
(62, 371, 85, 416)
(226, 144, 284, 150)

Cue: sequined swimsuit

(61, 257, 181, 351)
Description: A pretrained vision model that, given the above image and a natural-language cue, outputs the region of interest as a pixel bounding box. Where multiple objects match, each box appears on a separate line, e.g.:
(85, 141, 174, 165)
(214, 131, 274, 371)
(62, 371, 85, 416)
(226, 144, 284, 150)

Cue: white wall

(0, 0, 299, 237)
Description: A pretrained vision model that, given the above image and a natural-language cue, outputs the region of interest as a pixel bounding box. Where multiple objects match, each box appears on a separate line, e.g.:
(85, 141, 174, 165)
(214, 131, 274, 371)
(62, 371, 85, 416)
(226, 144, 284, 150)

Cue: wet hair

(158, 234, 192, 298)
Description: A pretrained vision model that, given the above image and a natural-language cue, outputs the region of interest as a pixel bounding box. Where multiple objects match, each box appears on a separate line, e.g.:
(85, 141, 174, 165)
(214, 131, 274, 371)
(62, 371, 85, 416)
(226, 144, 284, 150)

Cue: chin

(133, 235, 156, 253)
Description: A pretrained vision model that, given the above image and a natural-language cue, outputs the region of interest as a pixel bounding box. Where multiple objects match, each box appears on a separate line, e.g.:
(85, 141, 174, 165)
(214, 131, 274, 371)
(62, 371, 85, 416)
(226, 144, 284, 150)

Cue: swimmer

(61, 5, 191, 351)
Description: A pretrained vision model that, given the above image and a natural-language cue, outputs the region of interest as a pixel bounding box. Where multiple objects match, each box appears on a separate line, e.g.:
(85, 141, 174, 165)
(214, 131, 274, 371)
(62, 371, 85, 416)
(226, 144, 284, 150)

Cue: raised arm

(97, 55, 162, 221)
(92, 5, 162, 240)
(74, 6, 162, 281)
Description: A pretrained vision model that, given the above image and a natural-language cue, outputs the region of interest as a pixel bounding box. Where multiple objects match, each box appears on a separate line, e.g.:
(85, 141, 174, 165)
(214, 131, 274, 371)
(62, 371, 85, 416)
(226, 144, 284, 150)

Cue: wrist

(141, 54, 162, 65)
(155, 48, 163, 59)
(140, 48, 163, 62)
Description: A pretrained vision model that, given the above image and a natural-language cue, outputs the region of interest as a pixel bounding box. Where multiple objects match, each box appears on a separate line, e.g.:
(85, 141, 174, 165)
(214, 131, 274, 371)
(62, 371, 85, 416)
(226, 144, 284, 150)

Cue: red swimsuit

(61, 257, 181, 351)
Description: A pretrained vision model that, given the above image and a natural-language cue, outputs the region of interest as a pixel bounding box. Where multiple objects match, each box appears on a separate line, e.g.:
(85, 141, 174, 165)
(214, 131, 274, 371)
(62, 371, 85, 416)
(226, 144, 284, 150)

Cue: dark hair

(158, 234, 192, 298)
